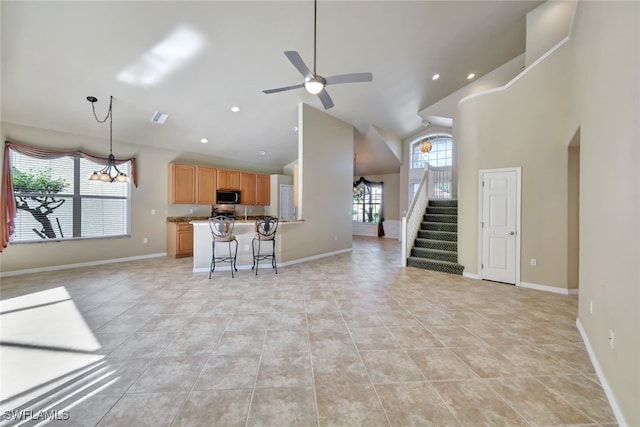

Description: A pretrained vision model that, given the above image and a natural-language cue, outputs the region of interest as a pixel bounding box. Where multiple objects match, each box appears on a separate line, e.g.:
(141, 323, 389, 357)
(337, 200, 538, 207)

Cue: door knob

(506, 231, 516, 235)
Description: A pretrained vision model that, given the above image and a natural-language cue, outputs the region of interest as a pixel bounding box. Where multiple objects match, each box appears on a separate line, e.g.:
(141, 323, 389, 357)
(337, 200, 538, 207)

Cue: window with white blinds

(11, 151, 130, 242)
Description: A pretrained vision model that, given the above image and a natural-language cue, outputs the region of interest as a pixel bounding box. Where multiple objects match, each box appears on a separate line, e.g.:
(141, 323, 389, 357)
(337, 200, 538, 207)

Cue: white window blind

(11, 151, 130, 242)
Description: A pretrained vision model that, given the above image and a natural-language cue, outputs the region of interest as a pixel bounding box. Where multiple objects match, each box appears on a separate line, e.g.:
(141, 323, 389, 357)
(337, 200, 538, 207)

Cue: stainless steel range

(211, 204, 236, 219)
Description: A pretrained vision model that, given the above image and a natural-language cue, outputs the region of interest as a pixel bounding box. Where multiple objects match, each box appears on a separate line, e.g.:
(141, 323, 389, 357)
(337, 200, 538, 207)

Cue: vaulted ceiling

(1, 1, 542, 175)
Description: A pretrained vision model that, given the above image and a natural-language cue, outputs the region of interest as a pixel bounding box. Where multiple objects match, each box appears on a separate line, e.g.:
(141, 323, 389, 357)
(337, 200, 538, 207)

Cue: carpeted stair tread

(410, 247, 458, 263)
(414, 238, 457, 252)
(417, 230, 458, 242)
(409, 199, 463, 276)
(407, 257, 464, 275)
(426, 206, 458, 215)
(421, 222, 457, 232)
(428, 199, 458, 207)
(423, 214, 457, 223)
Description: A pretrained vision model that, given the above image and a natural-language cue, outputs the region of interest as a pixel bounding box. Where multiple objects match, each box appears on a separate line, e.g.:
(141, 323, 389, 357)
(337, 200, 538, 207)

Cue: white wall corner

(576, 319, 629, 427)
(367, 125, 403, 164)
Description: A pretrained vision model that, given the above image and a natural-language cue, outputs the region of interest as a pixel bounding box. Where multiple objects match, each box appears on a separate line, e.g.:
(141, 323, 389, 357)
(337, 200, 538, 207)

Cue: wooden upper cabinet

(217, 169, 240, 190)
(196, 167, 217, 205)
(239, 172, 256, 205)
(256, 174, 270, 206)
(169, 163, 271, 207)
(169, 163, 195, 204)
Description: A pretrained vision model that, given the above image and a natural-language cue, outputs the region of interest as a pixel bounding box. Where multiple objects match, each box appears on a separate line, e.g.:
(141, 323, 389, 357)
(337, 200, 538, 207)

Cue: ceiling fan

(263, 0, 373, 110)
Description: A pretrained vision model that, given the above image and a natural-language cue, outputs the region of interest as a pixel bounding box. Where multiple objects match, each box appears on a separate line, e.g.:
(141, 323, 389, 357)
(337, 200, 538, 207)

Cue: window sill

(10, 234, 132, 245)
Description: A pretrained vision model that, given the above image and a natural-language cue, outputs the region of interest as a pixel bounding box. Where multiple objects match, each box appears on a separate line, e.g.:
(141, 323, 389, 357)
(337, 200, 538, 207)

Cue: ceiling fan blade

(284, 51, 313, 78)
(263, 83, 304, 94)
(325, 72, 373, 86)
(317, 89, 334, 110)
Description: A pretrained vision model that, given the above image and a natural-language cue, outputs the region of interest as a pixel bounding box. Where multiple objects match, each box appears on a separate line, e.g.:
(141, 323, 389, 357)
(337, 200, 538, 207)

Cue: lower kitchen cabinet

(167, 222, 194, 257)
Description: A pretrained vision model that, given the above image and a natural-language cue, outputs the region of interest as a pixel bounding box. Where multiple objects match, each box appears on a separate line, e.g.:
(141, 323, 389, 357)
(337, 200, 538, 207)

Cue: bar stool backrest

(255, 216, 278, 238)
(209, 215, 235, 240)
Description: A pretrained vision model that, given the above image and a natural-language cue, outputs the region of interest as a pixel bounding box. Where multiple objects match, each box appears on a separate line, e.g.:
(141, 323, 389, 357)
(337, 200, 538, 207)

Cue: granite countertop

(190, 218, 304, 225)
(167, 215, 292, 223)
(166, 216, 209, 223)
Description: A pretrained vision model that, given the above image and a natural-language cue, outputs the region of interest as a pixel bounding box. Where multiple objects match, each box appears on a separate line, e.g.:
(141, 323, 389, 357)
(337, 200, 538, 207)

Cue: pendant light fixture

(420, 140, 433, 153)
(420, 120, 433, 153)
(87, 95, 130, 183)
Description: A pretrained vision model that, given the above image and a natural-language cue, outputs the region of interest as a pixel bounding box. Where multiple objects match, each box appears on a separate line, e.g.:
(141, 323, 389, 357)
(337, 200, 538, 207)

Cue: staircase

(407, 199, 464, 275)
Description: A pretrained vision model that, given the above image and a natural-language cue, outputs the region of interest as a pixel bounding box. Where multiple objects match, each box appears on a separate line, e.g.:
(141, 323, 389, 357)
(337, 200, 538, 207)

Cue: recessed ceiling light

(258, 150, 266, 156)
(467, 73, 476, 80)
(230, 106, 240, 112)
(432, 74, 440, 80)
(200, 138, 208, 144)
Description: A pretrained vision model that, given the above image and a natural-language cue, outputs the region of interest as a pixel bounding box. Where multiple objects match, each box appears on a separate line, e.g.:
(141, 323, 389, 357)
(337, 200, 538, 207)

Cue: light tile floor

(0, 236, 617, 426)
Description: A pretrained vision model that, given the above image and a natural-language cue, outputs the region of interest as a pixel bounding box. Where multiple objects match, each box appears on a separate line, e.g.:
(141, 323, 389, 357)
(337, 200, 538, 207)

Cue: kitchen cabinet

(196, 166, 217, 204)
(167, 222, 193, 257)
(217, 169, 240, 190)
(168, 163, 196, 204)
(255, 174, 270, 206)
(169, 162, 271, 207)
(239, 172, 256, 205)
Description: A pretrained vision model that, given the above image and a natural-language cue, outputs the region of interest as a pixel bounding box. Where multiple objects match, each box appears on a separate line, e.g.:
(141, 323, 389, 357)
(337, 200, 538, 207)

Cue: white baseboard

(519, 281, 579, 295)
(193, 247, 353, 273)
(0, 253, 168, 278)
(382, 220, 400, 239)
(353, 220, 400, 239)
(576, 318, 628, 427)
(463, 272, 481, 280)
(352, 222, 379, 237)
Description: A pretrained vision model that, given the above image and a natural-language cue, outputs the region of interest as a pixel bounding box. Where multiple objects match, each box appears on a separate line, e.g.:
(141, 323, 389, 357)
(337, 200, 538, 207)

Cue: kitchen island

(191, 219, 304, 273)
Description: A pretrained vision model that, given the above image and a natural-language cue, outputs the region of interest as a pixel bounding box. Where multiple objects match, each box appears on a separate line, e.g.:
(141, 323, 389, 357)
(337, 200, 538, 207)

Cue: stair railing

(401, 168, 429, 266)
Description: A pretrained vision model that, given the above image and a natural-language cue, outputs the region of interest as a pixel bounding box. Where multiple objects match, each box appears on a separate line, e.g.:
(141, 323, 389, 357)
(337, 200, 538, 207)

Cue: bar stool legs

(251, 216, 278, 275)
(251, 236, 277, 275)
(209, 216, 238, 279)
(210, 238, 238, 278)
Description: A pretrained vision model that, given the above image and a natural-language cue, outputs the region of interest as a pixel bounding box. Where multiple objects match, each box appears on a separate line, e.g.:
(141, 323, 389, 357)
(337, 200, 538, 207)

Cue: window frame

(352, 177, 384, 224)
(10, 151, 132, 243)
(411, 133, 453, 169)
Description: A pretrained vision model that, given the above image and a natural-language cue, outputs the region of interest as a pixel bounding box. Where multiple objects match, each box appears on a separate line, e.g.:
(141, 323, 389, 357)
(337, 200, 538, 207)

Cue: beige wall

(525, 0, 577, 66)
(457, 2, 639, 424)
(0, 122, 280, 274)
(571, 2, 639, 426)
(567, 133, 580, 290)
(279, 103, 353, 263)
(457, 42, 575, 289)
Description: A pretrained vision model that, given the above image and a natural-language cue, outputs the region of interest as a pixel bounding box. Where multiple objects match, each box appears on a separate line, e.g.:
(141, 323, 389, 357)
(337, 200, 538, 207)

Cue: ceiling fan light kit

(263, 0, 372, 109)
(304, 75, 326, 95)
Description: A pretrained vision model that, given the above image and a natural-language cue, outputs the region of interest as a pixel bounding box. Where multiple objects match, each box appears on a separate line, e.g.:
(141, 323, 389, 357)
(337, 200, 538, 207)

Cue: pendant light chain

(87, 95, 129, 183)
(90, 96, 114, 155)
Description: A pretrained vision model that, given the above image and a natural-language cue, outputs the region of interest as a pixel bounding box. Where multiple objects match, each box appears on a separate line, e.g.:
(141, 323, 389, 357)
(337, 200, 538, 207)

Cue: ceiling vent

(151, 111, 169, 124)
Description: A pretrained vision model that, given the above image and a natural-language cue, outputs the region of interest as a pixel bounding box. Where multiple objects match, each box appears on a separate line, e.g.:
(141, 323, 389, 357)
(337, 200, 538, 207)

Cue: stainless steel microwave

(216, 189, 241, 204)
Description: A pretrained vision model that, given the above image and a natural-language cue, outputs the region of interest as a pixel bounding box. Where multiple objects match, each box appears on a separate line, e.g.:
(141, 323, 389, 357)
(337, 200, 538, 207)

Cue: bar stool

(252, 216, 278, 275)
(209, 216, 238, 278)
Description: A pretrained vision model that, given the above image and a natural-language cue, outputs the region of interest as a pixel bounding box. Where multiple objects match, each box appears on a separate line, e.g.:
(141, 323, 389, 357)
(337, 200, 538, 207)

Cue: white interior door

(280, 184, 294, 220)
(480, 169, 520, 284)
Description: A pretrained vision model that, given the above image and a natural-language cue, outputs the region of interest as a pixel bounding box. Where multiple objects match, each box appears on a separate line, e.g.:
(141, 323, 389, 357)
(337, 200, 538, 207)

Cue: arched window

(411, 134, 453, 169)
(409, 133, 453, 199)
